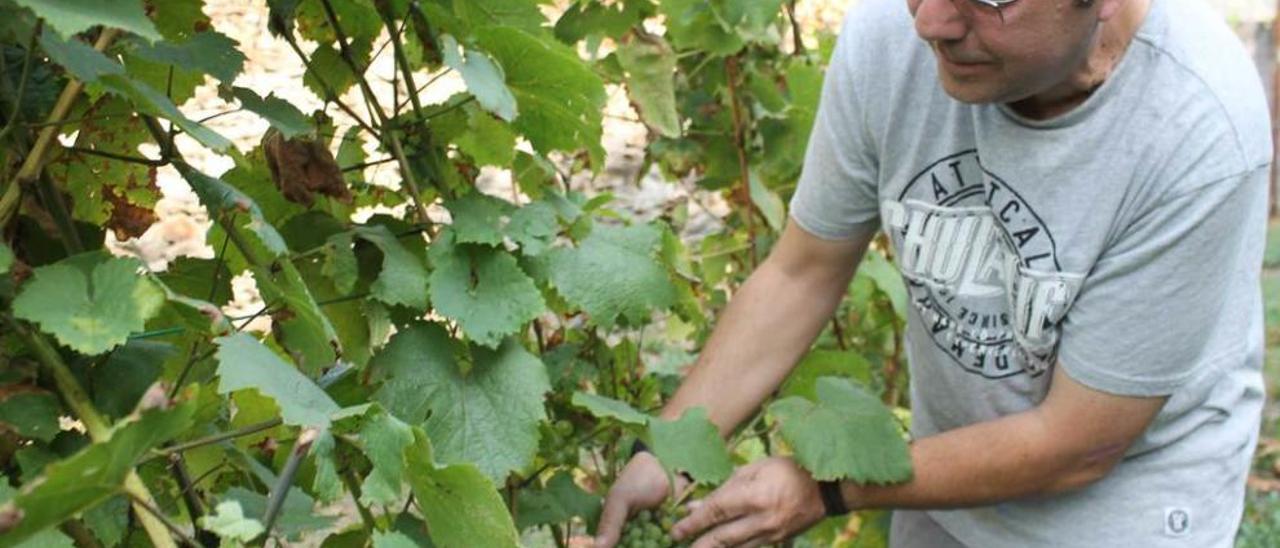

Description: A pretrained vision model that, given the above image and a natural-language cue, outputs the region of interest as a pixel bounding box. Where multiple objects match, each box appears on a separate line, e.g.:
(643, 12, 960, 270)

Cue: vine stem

(65, 145, 167, 167)
(273, 22, 379, 139)
(338, 464, 379, 536)
(0, 28, 121, 233)
(259, 428, 320, 542)
(0, 20, 41, 143)
(5, 317, 178, 548)
(144, 419, 283, 464)
(319, 0, 389, 128)
(785, 0, 805, 56)
(724, 54, 758, 268)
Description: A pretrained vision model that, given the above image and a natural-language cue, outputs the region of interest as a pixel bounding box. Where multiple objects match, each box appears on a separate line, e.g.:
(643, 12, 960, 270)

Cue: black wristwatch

(630, 440, 695, 483)
(818, 480, 850, 516)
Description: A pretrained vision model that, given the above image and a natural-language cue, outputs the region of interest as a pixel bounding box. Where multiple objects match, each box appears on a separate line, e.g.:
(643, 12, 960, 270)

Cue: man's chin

(937, 75, 1006, 105)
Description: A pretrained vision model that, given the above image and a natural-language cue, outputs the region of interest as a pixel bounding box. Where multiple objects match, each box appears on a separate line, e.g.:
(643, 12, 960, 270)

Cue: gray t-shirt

(788, 0, 1272, 545)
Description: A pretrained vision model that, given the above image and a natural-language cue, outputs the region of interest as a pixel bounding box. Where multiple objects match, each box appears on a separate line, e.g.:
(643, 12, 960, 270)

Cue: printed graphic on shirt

(880, 150, 1084, 378)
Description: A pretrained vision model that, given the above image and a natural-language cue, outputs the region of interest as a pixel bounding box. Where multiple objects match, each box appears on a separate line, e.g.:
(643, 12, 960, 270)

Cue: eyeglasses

(962, 0, 1092, 21)
(965, 0, 1021, 21)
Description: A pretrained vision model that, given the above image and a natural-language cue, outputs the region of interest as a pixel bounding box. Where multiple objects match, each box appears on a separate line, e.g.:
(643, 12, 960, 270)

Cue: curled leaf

(262, 128, 351, 207)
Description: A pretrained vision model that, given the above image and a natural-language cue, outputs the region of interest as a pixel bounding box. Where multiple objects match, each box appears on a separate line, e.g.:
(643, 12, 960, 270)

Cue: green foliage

(12, 255, 165, 355)
(199, 501, 266, 544)
(770, 377, 913, 483)
(0, 393, 195, 546)
(373, 323, 550, 482)
(545, 223, 677, 327)
(14, 0, 161, 42)
(0, 1, 905, 546)
(232, 87, 315, 139)
(214, 333, 341, 427)
(648, 407, 734, 485)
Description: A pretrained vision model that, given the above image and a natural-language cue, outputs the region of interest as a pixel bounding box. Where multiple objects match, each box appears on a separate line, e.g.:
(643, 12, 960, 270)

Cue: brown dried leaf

(262, 128, 352, 207)
(104, 184, 158, 240)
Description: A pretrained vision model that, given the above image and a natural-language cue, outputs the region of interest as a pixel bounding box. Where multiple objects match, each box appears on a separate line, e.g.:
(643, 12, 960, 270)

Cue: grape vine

(0, 0, 913, 546)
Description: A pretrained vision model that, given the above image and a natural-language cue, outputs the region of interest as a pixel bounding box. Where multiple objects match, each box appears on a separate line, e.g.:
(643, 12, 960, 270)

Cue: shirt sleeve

(1056, 168, 1269, 397)
(787, 12, 880, 241)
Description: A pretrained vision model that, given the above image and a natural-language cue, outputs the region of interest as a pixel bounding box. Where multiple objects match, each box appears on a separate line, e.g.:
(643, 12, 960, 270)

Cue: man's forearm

(837, 408, 1112, 511)
(659, 259, 853, 437)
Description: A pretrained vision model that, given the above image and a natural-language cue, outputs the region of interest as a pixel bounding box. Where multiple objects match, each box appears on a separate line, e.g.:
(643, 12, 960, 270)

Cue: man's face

(907, 0, 1103, 104)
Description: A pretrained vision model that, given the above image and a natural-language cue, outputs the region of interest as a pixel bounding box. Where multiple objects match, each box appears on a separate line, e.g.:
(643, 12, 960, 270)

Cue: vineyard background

(0, 0, 1276, 546)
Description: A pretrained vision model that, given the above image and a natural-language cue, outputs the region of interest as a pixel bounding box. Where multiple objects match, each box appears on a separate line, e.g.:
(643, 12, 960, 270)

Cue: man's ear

(1095, 0, 1128, 22)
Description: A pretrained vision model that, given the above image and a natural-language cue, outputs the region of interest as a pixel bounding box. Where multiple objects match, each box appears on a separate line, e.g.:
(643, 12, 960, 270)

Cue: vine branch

(0, 28, 121, 233)
(3, 316, 178, 548)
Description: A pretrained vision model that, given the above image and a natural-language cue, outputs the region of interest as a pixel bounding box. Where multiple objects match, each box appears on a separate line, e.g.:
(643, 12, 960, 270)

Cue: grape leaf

(81, 496, 128, 548)
(570, 392, 649, 426)
(441, 34, 517, 122)
(97, 73, 233, 151)
(769, 377, 913, 483)
(544, 224, 676, 327)
(0, 242, 12, 274)
(402, 428, 520, 547)
(506, 201, 559, 256)
(199, 501, 265, 544)
(648, 407, 733, 485)
(515, 471, 602, 531)
(372, 323, 549, 482)
(748, 170, 785, 232)
(357, 408, 415, 506)
(617, 34, 680, 138)
(12, 255, 165, 355)
(302, 40, 370, 100)
(214, 333, 340, 428)
(92, 339, 174, 419)
(328, 225, 429, 310)
(455, 0, 545, 33)
(151, 0, 211, 41)
(222, 486, 334, 541)
(14, 0, 161, 42)
(456, 105, 517, 167)
(233, 87, 314, 139)
(856, 248, 908, 320)
(428, 231, 545, 348)
(176, 163, 289, 258)
(126, 31, 245, 83)
(309, 430, 343, 503)
(444, 191, 512, 246)
(373, 531, 418, 548)
(36, 29, 124, 83)
(555, 1, 652, 43)
(476, 26, 607, 167)
(0, 390, 60, 442)
(0, 395, 196, 546)
(779, 350, 873, 401)
(658, 0, 744, 55)
(45, 96, 159, 235)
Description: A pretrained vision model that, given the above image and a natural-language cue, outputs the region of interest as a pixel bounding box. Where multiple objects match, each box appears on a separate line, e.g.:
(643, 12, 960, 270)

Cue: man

(594, 0, 1272, 544)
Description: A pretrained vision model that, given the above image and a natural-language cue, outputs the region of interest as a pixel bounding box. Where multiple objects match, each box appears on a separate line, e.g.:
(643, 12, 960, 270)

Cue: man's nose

(912, 0, 969, 42)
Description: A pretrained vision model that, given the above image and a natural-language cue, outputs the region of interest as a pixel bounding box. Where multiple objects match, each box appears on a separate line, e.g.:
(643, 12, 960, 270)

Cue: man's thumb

(594, 494, 630, 548)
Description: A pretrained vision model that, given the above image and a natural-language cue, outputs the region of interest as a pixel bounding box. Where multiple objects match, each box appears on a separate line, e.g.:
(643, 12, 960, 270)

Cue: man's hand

(671, 457, 827, 548)
(594, 453, 691, 548)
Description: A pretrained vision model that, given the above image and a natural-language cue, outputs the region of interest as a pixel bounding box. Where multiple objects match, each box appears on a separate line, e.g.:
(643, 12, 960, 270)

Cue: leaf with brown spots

(45, 96, 161, 233)
(262, 128, 352, 207)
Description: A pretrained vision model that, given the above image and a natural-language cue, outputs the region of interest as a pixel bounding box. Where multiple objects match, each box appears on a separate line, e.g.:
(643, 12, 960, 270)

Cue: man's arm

(659, 218, 876, 437)
(593, 219, 876, 548)
(663, 362, 1168, 547)
(836, 363, 1166, 510)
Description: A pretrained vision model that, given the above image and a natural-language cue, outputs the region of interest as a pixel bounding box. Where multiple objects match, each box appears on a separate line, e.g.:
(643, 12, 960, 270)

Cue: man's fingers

(688, 515, 769, 548)
(672, 482, 754, 541)
(593, 493, 631, 548)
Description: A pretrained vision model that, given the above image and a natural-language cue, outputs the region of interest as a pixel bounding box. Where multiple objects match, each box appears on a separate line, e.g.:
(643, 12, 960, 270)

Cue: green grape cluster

(619, 508, 690, 548)
(539, 418, 579, 465)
